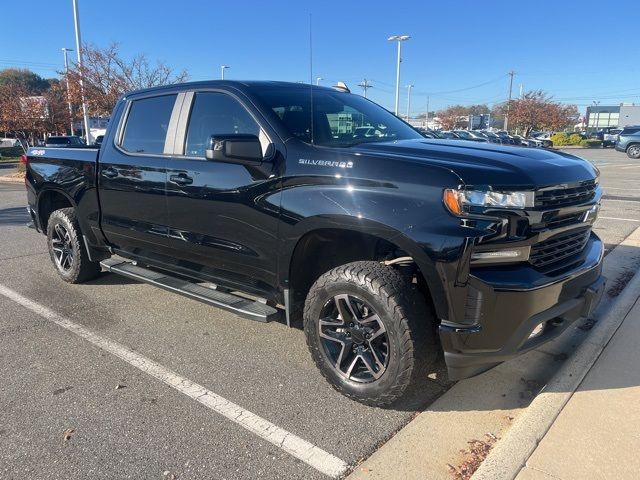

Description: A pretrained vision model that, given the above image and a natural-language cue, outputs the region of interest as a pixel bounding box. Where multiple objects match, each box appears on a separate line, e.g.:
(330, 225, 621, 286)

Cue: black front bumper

(440, 233, 605, 380)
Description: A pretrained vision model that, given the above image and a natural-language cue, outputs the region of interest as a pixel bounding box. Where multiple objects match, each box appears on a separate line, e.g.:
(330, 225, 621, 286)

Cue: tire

(303, 261, 437, 407)
(627, 144, 640, 159)
(46, 208, 101, 283)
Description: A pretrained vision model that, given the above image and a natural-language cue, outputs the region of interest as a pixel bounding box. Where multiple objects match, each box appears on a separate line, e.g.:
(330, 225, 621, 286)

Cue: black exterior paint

(25, 80, 604, 380)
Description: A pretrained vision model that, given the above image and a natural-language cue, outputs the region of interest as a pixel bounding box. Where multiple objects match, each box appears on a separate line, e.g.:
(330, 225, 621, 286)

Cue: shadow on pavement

(0, 206, 29, 226)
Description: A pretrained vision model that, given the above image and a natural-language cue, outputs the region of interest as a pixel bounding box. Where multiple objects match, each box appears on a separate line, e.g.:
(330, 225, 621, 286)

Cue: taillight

(20, 154, 28, 165)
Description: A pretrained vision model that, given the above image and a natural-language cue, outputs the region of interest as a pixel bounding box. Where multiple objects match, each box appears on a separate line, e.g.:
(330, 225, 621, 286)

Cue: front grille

(535, 180, 597, 208)
(529, 228, 591, 272)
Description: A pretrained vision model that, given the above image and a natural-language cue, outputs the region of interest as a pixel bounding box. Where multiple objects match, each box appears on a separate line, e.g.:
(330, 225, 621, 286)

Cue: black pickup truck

(25, 81, 605, 406)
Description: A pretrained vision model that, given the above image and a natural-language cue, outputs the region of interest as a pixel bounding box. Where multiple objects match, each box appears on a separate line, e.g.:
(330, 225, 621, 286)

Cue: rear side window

(622, 128, 640, 135)
(121, 94, 177, 154)
(184, 92, 259, 157)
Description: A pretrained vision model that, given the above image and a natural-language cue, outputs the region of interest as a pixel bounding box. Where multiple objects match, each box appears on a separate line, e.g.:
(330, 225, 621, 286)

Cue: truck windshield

(252, 87, 422, 147)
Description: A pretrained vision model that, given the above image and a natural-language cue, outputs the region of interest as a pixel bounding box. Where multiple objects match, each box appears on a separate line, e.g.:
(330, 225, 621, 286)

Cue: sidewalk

(516, 295, 640, 480)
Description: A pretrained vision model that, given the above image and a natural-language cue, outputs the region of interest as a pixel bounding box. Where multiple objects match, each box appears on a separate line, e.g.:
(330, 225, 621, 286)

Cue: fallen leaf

(63, 428, 75, 442)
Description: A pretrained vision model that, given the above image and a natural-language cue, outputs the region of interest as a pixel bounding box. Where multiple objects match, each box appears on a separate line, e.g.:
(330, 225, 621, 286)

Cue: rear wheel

(46, 208, 101, 283)
(303, 261, 436, 407)
(627, 144, 640, 159)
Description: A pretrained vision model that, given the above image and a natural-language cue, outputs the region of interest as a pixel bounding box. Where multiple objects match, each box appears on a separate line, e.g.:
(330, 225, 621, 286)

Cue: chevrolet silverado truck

(25, 81, 605, 406)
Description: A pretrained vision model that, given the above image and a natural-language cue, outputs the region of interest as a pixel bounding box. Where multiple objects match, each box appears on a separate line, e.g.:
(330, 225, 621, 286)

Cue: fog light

(471, 246, 531, 265)
(529, 322, 545, 339)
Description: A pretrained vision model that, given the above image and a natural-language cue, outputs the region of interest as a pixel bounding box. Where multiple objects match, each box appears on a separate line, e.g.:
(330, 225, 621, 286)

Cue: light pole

(387, 35, 410, 116)
(316, 77, 323, 85)
(61, 47, 74, 135)
(72, 0, 91, 144)
(592, 100, 601, 135)
(425, 95, 430, 128)
(406, 84, 414, 121)
(221, 65, 229, 80)
(504, 70, 515, 132)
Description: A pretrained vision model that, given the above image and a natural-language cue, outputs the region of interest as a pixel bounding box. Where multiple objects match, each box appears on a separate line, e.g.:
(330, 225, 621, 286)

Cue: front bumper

(440, 233, 605, 380)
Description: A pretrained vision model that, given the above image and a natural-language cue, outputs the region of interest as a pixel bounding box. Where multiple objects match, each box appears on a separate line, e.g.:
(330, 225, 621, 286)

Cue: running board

(100, 258, 279, 323)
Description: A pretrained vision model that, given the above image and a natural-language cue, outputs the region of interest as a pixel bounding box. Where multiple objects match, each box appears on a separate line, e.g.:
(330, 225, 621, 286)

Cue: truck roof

(123, 80, 335, 98)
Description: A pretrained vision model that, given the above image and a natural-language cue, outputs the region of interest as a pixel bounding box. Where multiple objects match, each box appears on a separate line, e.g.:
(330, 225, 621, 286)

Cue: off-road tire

(303, 261, 437, 407)
(46, 208, 101, 283)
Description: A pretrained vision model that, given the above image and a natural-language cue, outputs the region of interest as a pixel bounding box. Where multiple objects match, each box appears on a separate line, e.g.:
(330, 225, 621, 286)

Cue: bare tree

(67, 43, 189, 116)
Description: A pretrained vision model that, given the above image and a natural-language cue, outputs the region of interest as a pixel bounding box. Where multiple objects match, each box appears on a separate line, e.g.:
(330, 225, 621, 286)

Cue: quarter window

(184, 92, 260, 157)
(121, 94, 177, 154)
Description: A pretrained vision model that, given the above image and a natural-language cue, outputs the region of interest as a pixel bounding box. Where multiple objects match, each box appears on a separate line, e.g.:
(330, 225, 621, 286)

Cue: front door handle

(169, 173, 193, 186)
(102, 167, 119, 179)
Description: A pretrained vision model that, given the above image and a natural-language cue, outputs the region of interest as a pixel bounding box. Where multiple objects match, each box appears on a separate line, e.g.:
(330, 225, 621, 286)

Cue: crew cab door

(163, 90, 282, 299)
(98, 93, 177, 257)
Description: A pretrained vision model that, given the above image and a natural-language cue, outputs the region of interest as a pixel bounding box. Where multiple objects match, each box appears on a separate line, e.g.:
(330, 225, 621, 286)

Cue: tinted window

(184, 92, 259, 157)
(47, 137, 70, 145)
(252, 87, 422, 147)
(622, 128, 640, 135)
(121, 94, 176, 154)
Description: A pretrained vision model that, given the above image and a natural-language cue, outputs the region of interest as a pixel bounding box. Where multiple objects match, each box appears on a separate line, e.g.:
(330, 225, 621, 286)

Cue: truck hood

(353, 139, 599, 188)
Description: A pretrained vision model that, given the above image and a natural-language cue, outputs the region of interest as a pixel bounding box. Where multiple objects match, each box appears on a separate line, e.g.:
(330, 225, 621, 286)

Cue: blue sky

(2, 0, 639, 115)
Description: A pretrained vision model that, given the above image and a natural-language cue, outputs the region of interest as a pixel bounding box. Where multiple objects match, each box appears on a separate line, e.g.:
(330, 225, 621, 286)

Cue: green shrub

(568, 134, 583, 145)
(550, 132, 569, 146)
(580, 139, 602, 148)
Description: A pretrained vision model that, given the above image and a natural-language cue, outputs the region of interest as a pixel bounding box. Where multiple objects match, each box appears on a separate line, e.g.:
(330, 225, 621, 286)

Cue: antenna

(309, 13, 314, 145)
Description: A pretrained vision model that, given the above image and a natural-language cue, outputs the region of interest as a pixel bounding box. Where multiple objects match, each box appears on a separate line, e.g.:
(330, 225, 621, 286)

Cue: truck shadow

(0, 206, 30, 226)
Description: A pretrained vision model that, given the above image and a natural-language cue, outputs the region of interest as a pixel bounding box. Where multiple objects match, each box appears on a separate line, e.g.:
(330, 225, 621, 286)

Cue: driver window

(184, 92, 260, 157)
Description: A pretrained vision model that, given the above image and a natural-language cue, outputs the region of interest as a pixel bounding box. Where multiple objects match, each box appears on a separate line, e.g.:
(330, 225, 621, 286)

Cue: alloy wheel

(318, 294, 389, 383)
(50, 223, 74, 272)
(628, 145, 640, 158)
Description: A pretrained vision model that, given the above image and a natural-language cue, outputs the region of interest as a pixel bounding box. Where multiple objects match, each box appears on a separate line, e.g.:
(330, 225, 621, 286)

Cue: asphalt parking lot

(0, 146, 638, 479)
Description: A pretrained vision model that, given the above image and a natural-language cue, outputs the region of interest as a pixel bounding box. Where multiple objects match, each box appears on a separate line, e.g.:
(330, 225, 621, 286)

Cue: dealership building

(586, 103, 640, 129)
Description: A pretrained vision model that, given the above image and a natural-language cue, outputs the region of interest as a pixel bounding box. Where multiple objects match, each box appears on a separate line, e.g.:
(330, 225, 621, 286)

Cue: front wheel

(303, 261, 436, 407)
(46, 208, 101, 283)
(627, 144, 640, 159)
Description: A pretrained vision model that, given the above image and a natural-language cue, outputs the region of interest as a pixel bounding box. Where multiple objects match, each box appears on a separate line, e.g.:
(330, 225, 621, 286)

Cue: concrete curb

(0, 175, 24, 183)
(471, 226, 640, 480)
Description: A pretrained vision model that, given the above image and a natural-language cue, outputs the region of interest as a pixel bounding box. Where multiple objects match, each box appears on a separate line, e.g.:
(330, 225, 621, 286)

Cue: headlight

(443, 188, 535, 215)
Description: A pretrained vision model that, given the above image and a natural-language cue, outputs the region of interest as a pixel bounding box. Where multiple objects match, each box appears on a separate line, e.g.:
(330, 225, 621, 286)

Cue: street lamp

(72, 0, 91, 144)
(61, 47, 74, 135)
(387, 35, 410, 116)
(221, 65, 229, 80)
(592, 100, 601, 135)
(406, 84, 414, 121)
(316, 77, 323, 85)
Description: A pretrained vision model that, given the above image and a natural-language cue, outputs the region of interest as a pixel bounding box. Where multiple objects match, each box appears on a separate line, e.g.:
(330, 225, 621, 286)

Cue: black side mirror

(205, 134, 264, 164)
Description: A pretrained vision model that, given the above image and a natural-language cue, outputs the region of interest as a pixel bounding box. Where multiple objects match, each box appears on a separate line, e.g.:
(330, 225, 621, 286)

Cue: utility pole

(406, 84, 414, 121)
(425, 95, 430, 127)
(504, 70, 515, 132)
(221, 65, 229, 80)
(388, 35, 410, 116)
(357, 79, 372, 98)
(72, 0, 91, 144)
(61, 48, 74, 135)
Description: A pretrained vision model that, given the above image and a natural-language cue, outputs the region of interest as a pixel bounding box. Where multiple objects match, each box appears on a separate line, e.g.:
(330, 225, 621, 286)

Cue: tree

(0, 68, 50, 94)
(498, 90, 579, 136)
(436, 105, 470, 130)
(67, 43, 189, 117)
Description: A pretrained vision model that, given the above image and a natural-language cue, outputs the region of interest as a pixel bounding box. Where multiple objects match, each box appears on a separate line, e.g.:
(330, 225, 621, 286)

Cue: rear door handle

(169, 173, 193, 186)
(102, 167, 118, 179)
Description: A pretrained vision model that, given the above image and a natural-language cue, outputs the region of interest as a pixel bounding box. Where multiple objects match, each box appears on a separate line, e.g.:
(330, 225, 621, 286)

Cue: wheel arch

(282, 219, 448, 323)
(36, 187, 76, 233)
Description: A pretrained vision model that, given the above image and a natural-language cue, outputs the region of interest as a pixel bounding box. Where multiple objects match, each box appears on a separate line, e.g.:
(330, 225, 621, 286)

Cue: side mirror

(205, 134, 264, 164)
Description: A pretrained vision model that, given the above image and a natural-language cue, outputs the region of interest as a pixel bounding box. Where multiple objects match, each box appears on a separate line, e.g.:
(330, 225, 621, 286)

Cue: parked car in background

(603, 128, 622, 148)
(415, 128, 441, 139)
(438, 131, 461, 139)
(93, 135, 105, 147)
(493, 131, 517, 145)
(478, 130, 503, 144)
(452, 130, 489, 142)
(510, 134, 531, 146)
(532, 133, 553, 148)
(44, 136, 85, 147)
(615, 125, 640, 159)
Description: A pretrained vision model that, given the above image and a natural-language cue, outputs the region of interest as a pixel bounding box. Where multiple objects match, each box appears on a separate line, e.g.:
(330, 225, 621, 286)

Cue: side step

(100, 258, 280, 323)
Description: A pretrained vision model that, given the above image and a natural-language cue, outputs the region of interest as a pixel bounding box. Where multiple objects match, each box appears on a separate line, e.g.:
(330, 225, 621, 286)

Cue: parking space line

(599, 216, 640, 222)
(0, 284, 349, 479)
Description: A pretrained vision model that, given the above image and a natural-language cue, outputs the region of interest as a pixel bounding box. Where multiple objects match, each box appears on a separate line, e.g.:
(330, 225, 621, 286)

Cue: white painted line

(0, 284, 349, 479)
(599, 216, 640, 222)
(602, 198, 640, 204)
